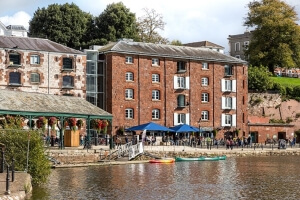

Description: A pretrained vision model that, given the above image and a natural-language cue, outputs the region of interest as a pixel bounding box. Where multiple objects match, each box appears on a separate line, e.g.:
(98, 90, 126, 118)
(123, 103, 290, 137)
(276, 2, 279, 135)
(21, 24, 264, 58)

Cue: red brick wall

(105, 52, 248, 136)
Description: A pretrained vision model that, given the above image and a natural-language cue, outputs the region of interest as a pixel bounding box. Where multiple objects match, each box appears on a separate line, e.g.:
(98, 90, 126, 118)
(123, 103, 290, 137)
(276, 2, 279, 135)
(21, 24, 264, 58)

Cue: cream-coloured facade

(0, 35, 86, 97)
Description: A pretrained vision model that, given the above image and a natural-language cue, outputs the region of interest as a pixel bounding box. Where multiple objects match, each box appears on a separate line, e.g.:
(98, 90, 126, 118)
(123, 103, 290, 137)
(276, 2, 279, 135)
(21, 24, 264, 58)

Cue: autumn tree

(95, 2, 138, 43)
(29, 3, 90, 49)
(137, 8, 168, 44)
(244, 0, 300, 72)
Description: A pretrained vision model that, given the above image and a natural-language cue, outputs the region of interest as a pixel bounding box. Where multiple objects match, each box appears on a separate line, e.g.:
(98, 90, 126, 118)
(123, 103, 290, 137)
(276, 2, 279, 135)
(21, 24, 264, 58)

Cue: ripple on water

(30, 156, 300, 200)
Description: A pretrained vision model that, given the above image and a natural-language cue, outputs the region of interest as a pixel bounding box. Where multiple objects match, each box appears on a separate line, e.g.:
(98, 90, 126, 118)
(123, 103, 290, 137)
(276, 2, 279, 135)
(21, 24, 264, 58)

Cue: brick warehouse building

(0, 35, 86, 96)
(95, 39, 248, 139)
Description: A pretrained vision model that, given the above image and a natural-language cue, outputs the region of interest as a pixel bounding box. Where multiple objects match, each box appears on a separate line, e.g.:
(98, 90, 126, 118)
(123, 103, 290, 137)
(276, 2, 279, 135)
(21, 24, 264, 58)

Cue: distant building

(0, 21, 27, 37)
(228, 31, 252, 60)
(86, 39, 248, 139)
(0, 35, 86, 97)
(274, 67, 300, 78)
(184, 41, 225, 54)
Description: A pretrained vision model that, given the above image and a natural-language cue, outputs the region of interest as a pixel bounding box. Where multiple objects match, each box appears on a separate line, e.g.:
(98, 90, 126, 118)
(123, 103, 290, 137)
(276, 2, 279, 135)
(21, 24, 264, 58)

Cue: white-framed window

(30, 73, 40, 83)
(201, 93, 209, 102)
(224, 64, 233, 76)
(125, 56, 133, 64)
(125, 72, 134, 81)
(30, 55, 40, 64)
(125, 108, 134, 119)
(202, 77, 208, 86)
(221, 114, 236, 127)
(221, 79, 236, 92)
(152, 74, 160, 83)
(177, 61, 186, 72)
(174, 76, 190, 89)
(201, 111, 209, 120)
(125, 89, 134, 99)
(152, 109, 160, 119)
(202, 62, 208, 69)
(174, 113, 189, 125)
(235, 42, 240, 51)
(222, 97, 236, 109)
(244, 41, 249, 49)
(152, 90, 160, 100)
(152, 58, 159, 66)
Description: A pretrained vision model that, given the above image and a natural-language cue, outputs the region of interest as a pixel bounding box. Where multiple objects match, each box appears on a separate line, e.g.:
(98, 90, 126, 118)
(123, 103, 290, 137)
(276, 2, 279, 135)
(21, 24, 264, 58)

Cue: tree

(0, 116, 51, 185)
(95, 2, 138, 43)
(248, 65, 273, 92)
(244, 0, 300, 72)
(170, 40, 183, 46)
(29, 3, 89, 49)
(137, 8, 168, 44)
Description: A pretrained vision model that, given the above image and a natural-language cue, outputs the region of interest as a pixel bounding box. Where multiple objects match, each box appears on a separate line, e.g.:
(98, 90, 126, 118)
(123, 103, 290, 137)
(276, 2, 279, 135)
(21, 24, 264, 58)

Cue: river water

(30, 156, 300, 200)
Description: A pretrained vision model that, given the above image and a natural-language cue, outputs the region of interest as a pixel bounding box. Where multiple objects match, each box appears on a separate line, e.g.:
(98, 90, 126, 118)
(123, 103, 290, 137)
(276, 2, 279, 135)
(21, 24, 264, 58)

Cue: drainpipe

(164, 57, 167, 126)
(48, 52, 50, 94)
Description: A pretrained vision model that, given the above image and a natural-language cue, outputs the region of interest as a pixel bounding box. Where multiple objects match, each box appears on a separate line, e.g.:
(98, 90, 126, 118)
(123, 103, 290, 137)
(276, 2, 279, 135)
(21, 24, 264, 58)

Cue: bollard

(272, 143, 273, 150)
(5, 166, 10, 195)
(12, 158, 15, 182)
(261, 143, 263, 150)
(254, 144, 256, 150)
(1, 148, 4, 173)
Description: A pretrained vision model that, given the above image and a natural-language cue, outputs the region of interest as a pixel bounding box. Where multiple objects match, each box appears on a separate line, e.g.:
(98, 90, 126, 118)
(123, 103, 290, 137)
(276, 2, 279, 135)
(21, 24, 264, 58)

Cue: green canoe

(175, 155, 226, 162)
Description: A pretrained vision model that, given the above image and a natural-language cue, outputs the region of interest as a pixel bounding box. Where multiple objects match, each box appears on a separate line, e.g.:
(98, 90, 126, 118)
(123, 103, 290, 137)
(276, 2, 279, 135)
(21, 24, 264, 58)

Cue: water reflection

(31, 156, 300, 200)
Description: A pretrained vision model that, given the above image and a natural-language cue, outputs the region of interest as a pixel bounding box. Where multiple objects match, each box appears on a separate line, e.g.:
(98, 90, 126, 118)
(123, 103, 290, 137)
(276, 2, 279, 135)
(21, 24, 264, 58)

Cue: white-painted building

(0, 21, 27, 37)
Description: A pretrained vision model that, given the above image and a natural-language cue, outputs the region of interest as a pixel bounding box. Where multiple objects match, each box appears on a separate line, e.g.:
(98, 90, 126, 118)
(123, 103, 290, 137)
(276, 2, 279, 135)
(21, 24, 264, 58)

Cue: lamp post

(198, 118, 202, 137)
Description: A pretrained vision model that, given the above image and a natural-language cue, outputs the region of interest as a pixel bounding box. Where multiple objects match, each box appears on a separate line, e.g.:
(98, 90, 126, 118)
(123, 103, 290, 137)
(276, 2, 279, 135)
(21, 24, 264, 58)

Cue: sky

(1, 0, 300, 53)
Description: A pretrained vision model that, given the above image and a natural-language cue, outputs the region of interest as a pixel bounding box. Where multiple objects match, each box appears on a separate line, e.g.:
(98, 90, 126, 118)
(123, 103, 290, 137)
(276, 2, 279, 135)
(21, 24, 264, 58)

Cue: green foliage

(286, 117, 293, 123)
(29, 3, 90, 49)
(0, 129, 51, 185)
(244, 0, 300, 72)
(170, 40, 183, 46)
(95, 2, 138, 43)
(248, 65, 273, 92)
(270, 77, 300, 87)
(269, 119, 285, 123)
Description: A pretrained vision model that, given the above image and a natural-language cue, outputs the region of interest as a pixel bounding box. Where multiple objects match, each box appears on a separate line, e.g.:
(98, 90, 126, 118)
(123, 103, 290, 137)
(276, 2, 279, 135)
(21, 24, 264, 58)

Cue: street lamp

(198, 118, 202, 137)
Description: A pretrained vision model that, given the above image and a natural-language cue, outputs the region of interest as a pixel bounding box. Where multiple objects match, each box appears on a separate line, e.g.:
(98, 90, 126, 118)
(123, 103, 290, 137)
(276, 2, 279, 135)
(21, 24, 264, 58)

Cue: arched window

(152, 90, 160, 100)
(125, 72, 134, 81)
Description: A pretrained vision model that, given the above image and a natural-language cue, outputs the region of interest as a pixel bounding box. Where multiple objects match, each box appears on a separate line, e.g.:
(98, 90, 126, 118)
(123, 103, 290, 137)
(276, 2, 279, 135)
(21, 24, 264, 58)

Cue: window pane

(30, 73, 40, 83)
(9, 72, 21, 84)
(9, 54, 20, 65)
(63, 76, 74, 87)
(63, 58, 73, 69)
(87, 62, 96, 74)
(30, 55, 40, 64)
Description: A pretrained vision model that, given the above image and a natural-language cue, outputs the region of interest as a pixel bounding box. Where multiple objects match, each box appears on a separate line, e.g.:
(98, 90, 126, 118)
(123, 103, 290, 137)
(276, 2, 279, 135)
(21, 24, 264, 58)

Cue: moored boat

(175, 155, 226, 162)
(149, 158, 175, 163)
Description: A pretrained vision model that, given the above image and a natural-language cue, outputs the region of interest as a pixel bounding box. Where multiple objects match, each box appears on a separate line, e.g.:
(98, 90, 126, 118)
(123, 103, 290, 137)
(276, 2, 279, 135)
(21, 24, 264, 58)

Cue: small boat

(149, 158, 175, 163)
(175, 155, 226, 162)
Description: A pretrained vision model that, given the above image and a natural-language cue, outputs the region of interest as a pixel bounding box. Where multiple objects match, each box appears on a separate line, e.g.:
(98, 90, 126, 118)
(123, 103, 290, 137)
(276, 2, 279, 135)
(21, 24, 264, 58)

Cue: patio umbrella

(126, 122, 174, 132)
(169, 124, 199, 133)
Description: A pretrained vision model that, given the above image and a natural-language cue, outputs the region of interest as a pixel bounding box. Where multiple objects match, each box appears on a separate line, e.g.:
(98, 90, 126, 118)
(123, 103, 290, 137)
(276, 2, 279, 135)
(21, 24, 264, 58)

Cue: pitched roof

(0, 35, 84, 54)
(99, 40, 246, 64)
(0, 89, 112, 119)
(183, 41, 224, 49)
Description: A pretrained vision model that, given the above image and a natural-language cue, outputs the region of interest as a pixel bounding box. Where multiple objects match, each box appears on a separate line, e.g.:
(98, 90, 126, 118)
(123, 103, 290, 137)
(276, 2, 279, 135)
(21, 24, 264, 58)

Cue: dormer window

(63, 58, 73, 70)
(152, 58, 159, 66)
(225, 64, 233, 76)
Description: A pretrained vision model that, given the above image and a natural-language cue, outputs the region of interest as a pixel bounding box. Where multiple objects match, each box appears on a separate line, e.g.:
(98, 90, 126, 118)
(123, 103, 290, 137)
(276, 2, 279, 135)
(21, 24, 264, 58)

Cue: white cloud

(0, 0, 299, 52)
(0, 11, 31, 30)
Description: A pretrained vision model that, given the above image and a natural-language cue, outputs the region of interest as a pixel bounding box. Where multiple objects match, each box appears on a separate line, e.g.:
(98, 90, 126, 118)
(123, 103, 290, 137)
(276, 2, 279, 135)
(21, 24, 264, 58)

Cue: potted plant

(76, 119, 84, 130)
(68, 118, 77, 131)
(37, 116, 47, 132)
(64, 117, 80, 147)
(48, 117, 57, 130)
